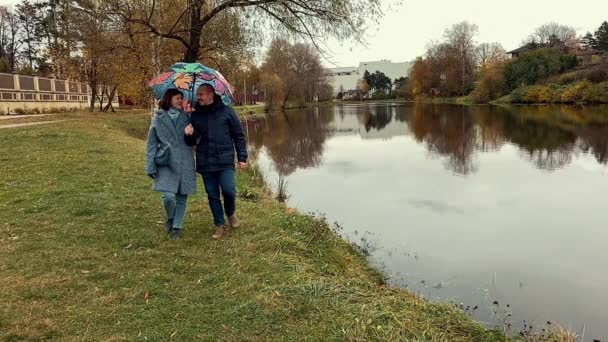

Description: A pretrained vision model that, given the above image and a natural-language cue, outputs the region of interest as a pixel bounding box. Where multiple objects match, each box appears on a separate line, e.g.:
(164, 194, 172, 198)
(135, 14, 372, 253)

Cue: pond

(245, 102, 608, 340)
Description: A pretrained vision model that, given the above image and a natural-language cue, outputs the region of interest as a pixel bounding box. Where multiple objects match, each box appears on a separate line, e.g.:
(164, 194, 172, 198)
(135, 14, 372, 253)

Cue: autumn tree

(443, 21, 478, 96)
(0, 6, 20, 72)
(476, 42, 506, 69)
(408, 57, 432, 96)
(15, 0, 45, 71)
(261, 39, 331, 109)
(526, 22, 579, 53)
(105, 0, 391, 63)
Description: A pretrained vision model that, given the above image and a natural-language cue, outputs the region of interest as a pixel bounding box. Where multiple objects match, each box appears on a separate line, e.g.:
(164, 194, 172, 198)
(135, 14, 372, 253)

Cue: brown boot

(212, 226, 226, 240)
(228, 215, 240, 229)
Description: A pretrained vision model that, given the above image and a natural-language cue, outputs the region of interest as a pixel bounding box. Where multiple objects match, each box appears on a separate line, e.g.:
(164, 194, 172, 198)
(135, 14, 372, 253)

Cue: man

(185, 84, 248, 240)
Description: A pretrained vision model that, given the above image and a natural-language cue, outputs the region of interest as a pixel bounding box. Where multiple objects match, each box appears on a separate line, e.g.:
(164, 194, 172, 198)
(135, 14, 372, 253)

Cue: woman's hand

(185, 124, 194, 136)
(237, 162, 248, 170)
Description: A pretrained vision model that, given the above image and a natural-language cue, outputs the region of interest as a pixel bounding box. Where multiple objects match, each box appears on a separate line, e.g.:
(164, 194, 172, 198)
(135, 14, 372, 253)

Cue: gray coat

(145, 109, 197, 195)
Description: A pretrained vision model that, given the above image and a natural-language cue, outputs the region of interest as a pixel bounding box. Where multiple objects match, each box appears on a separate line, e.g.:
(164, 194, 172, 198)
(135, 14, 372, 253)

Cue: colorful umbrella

(148, 62, 235, 110)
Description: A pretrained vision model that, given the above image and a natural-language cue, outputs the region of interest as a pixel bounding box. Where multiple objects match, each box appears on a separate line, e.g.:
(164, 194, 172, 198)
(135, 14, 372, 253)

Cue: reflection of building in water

(326, 60, 414, 95)
(331, 105, 412, 140)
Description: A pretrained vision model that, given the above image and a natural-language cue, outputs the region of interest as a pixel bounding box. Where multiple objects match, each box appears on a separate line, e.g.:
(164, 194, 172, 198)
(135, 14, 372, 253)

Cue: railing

(0, 90, 90, 102)
(0, 72, 92, 103)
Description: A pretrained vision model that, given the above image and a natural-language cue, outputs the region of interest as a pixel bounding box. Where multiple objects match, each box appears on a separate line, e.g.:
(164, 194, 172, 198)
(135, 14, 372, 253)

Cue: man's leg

(201, 172, 226, 226)
(219, 170, 237, 225)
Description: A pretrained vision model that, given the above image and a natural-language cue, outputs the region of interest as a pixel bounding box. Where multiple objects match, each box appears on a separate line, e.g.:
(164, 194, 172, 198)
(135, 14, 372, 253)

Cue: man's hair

(197, 84, 215, 94)
(159, 89, 183, 111)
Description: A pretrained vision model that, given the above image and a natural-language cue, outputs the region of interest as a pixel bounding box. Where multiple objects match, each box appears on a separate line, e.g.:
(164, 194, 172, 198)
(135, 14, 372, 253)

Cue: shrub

(560, 81, 592, 103)
(557, 72, 578, 85)
(585, 82, 608, 103)
(14, 108, 26, 115)
(525, 86, 556, 103)
(472, 63, 506, 103)
(584, 69, 608, 83)
(504, 48, 578, 90)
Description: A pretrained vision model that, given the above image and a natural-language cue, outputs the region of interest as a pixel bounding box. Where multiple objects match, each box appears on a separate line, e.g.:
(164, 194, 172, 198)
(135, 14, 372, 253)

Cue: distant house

(577, 49, 608, 66)
(506, 44, 537, 59)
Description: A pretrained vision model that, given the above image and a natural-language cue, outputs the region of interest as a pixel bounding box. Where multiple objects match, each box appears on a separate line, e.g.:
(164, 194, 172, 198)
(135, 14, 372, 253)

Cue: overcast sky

(322, 0, 608, 67)
(3, 0, 607, 68)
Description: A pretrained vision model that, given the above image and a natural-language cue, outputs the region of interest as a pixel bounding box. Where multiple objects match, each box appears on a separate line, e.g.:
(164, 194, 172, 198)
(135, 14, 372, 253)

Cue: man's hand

(237, 162, 248, 170)
(185, 124, 194, 136)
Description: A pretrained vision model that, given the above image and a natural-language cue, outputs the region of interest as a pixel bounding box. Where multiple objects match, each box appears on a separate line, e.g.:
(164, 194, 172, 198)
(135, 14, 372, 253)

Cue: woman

(145, 89, 196, 240)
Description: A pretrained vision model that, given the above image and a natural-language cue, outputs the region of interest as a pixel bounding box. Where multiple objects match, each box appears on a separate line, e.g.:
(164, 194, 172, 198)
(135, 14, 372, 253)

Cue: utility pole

(244, 76, 247, 106)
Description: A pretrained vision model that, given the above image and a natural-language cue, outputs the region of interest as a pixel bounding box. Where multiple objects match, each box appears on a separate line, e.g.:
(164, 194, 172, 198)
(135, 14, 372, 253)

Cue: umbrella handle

(190, 73, 196, 112)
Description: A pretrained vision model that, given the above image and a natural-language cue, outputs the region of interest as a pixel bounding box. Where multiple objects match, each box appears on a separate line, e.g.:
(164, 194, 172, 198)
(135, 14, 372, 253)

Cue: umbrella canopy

(148, 62, 235, 109)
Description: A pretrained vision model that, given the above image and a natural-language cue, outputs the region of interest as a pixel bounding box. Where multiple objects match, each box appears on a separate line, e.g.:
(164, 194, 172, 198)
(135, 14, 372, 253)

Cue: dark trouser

(201, 170, 236, 226)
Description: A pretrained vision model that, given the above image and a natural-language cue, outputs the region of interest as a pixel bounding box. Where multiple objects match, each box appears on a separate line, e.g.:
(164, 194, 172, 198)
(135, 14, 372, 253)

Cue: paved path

(0, 120, 66, 129)
(0, 114, 55, 120)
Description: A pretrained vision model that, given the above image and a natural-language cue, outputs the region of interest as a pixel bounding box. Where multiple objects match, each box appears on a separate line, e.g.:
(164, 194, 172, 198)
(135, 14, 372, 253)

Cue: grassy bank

(234, 104, 267, 118)
(495, 81, 608, 105)
(415, 96, 474, 105)
(0, 112, 513, 341)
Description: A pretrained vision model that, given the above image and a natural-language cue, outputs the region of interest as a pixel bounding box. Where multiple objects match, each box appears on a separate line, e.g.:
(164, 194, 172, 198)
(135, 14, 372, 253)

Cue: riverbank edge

(0, 113, 509, 341)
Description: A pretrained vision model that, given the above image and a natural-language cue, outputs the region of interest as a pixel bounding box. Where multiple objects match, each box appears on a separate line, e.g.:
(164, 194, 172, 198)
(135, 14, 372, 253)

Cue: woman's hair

(159, 89, 183, 111)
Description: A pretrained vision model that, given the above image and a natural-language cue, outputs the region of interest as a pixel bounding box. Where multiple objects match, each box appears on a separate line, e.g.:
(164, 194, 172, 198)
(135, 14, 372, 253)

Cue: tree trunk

(182, 2, 203, 63)
(88, 57, 98, 112)
(103, 86, 117, 112)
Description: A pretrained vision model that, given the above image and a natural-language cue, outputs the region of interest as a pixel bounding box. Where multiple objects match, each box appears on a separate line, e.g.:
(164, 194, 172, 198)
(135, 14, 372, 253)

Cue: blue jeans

(161, 192, 189, 229)
(201, 170, 236, 226)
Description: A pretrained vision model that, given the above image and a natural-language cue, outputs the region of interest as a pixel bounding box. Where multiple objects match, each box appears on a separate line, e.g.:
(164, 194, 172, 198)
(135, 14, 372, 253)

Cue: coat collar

(157, 109, 178, 136)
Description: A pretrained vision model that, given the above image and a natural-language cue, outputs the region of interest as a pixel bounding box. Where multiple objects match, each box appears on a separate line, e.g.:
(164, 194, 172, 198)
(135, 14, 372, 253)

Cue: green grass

(0, 113, 512, 341)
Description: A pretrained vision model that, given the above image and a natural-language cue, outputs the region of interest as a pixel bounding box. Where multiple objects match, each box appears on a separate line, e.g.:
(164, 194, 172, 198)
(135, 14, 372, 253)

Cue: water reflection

(409, 104, 478, 174)
(246, 103, 608, 175)
(247, 107, 334, 176)
(245, 103, 608, 339)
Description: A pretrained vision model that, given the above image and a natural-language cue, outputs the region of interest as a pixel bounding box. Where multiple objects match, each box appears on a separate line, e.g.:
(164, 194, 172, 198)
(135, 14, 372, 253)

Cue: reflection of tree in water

(500, 113, 577, 171)
(245, 103, 608, 177)
(408, 103, 478, 175)
(244, 107, 334, 176)
(358, 105, 394, 132)
(579, 124, 608, 164)
(471, 107, 506, 152)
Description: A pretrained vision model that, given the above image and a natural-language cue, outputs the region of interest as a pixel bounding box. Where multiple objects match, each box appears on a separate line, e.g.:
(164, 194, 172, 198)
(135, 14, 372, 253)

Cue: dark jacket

(186, 96, 247, 173)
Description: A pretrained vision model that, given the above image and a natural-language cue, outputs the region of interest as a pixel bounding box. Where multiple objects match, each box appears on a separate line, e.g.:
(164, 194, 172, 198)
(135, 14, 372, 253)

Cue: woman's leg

(161, 192, 177, 233)
(172, 194, 189, 229)
(161, 192, 177, 220)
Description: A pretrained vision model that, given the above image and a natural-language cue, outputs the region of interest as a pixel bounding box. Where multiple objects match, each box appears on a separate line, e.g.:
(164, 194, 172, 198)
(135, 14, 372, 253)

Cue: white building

(326, 60, 414, 96)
